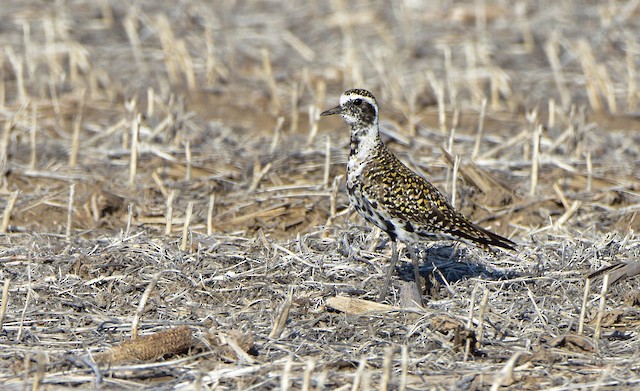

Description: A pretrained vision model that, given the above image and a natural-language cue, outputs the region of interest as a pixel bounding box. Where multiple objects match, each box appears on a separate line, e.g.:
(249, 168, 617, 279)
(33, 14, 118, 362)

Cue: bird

(320, 89, 515, 302)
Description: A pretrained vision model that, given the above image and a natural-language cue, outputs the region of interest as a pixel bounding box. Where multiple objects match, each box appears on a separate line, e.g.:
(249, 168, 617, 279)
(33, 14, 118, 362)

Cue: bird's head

(321, 89, 379, 127)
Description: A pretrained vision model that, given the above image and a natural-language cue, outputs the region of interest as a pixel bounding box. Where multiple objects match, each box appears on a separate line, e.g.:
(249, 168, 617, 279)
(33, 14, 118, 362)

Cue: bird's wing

(360, 154, 515, 250)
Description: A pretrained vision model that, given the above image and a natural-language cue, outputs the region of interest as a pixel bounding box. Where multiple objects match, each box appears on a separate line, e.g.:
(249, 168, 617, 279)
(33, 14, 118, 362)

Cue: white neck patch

(347, 125, 380, 176)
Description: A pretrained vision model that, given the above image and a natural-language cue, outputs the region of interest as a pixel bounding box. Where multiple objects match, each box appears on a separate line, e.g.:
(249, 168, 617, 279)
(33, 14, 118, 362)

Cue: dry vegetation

(1, 0, 640, 389)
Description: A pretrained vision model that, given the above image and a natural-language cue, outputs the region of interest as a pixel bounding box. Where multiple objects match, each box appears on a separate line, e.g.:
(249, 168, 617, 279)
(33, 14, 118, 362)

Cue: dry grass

(1, 1, 640, 389)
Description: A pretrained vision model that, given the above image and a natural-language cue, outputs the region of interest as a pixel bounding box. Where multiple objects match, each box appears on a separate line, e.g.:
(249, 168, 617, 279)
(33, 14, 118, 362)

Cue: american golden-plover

(321, 89, 515, 301)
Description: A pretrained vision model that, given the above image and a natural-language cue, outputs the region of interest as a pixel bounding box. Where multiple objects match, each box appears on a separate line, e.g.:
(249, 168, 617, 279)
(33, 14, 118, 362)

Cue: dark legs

(407, 245, 423, 298)
(378, 240, 423, 303)
(378, 240, 398, 301)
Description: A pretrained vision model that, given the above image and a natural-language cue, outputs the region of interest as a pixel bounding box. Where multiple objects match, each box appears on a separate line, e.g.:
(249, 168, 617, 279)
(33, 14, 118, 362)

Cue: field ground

(1, 1, 640, 389)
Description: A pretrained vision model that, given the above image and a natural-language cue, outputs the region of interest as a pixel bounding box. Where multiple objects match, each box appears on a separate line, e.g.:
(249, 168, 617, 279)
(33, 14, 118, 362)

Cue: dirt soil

(1, 1, 640, 389)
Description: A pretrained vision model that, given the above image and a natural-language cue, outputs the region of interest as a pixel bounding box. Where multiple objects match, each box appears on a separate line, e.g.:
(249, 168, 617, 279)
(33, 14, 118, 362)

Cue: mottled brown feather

(322, 88, 515, 252)
(358, 143, 515, 250)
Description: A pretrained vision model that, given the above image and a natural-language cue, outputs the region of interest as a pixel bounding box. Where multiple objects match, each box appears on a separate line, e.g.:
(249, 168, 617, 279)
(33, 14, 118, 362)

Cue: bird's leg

(378, 239, 398, 301)
(407, 245, 423, 301)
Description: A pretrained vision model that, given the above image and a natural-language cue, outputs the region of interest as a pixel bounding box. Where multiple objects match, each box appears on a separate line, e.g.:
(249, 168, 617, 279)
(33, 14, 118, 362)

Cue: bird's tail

(450, 221, 516, 252)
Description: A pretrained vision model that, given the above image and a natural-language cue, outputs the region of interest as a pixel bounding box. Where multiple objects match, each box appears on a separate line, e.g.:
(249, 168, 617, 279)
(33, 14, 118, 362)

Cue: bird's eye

(353, 98, 363, 106)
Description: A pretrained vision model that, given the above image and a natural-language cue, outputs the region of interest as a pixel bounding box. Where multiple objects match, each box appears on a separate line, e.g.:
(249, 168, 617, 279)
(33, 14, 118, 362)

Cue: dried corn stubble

(93, 326, 193, 365)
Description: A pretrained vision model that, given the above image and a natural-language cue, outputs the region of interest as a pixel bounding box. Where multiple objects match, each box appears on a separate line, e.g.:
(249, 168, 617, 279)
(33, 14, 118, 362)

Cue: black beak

(320, 105, 342, 116)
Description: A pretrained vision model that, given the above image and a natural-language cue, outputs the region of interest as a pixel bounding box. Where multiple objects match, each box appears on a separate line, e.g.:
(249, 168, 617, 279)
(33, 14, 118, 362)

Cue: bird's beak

(320, 105, 342, 116)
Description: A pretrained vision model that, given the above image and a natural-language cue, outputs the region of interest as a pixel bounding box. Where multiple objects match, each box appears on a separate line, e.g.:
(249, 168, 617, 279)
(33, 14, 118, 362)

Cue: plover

(321, 89, 515, 301)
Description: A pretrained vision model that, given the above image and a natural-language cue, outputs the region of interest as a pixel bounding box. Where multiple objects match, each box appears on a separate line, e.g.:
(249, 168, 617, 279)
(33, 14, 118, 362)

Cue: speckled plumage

(353, 141, 514, 250)
(321, 89, 515, 301)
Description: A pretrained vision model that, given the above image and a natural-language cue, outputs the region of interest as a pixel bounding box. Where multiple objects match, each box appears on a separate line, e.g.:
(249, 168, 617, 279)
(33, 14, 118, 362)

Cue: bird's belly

(347, 179, 416, 242)
(347, 182, 387, 230)
(347, 178, 446, 244)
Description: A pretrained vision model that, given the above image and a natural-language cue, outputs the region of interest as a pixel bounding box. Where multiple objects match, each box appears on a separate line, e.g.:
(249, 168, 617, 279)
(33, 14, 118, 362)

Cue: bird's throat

(348, 124, 382, 176)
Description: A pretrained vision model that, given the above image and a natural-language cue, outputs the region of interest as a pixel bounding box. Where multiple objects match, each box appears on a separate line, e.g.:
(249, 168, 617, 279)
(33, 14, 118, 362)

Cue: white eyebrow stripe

(339, 94, 378, 115)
